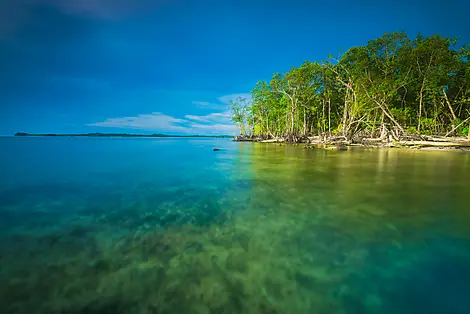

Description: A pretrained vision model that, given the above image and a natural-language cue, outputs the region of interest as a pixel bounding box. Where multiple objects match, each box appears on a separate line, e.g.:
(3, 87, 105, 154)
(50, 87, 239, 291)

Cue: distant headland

(13, 132, 232, 138)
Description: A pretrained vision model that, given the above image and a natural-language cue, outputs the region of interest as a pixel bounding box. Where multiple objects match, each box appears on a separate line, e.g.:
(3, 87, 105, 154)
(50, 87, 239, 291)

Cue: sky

(0, 0, 469, 136)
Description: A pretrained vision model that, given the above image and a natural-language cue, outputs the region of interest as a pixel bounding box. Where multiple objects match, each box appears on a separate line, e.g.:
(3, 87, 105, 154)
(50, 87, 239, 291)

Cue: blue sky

(0, 0, 469, 135)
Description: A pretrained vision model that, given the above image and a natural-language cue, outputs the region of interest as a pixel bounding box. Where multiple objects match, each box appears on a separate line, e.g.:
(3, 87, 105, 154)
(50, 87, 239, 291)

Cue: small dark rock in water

(336, 145, 347, 151)
(213, 148, 221, 151)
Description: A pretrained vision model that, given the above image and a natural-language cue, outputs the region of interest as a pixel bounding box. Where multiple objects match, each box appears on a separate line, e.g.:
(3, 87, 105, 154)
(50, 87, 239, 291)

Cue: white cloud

(189, 123, 238, 134)
(87, 92, 251, 135)
(185, 111, 231, 123)
(87, 112, 188, 132)
(191, 93, 252, 111)
(87, 111, 236, 135)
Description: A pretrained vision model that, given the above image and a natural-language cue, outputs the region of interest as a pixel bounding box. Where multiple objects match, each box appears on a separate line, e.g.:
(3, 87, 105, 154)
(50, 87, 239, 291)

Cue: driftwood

(420, 136, 468, 143)
(260, 138, 285, 143)
(444, 116, 470, 137)
(234, 133, 470, 151)
(394, 140, 470, 148)
(234, 135, 255, 142)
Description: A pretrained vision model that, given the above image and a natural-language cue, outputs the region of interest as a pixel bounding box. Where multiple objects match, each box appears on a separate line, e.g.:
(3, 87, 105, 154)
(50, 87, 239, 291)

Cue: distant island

(14, 132, 232, 138)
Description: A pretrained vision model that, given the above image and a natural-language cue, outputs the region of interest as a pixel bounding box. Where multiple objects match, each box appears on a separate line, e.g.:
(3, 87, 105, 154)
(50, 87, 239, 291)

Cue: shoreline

(12, 132, 232, 138)
(234, 135, 470, 152)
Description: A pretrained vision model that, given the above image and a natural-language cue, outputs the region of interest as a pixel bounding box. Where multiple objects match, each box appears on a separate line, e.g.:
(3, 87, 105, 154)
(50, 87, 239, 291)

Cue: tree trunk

(342, 92, 349, 136)
(285, 110, 288, 136)
(418, 82, 424, 133)
(443, 89, 457, 121)
(322, 98, 326, 135)
(290, 98, 297, 135)
(303, 108, 306, 136)
(371, 97, 405, 134)
(266, 115, 271, 138)
(371, 109, 378, 137)
(239, 122, 244, 136)
(291, 108, 295, 135)
(443, 89, 457, 135)
(328, 97, 331, 136)
(380, 112, 386, 139)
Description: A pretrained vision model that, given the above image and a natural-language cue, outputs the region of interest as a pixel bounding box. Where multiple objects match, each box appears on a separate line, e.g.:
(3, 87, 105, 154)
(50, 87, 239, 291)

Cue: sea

(1, 136, 469, 314)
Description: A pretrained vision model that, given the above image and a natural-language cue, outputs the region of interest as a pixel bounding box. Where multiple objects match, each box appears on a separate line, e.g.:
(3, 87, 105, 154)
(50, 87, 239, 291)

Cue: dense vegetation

(231, 32, 470, 142)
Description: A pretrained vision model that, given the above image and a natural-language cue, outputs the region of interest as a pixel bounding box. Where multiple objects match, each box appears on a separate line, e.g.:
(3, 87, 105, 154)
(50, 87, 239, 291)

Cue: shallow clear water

(1, 137, 469, 314)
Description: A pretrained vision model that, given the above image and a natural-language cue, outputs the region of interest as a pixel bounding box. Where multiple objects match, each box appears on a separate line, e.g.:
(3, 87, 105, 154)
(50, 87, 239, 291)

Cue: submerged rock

(213, 148, 221, 151)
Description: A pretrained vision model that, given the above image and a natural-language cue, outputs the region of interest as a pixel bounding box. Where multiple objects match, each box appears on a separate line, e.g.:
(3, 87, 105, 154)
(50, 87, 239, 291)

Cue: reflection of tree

(329, 149, 470, 242)
(2, 146, 470, 314)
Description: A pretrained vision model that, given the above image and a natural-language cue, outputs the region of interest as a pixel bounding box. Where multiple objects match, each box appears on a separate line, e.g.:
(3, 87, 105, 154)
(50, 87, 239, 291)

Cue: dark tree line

(231, 32, 470, 141)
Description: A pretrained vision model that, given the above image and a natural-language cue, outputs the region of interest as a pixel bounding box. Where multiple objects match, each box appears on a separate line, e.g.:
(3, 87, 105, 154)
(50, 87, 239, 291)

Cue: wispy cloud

(188, 123, 237, 133)
(87, 112, 189, 132)
(87, 111, 236, 135)
(87, 92, 250, 135)
(185, 111, 231, 123)
(191, 93, 252, 111)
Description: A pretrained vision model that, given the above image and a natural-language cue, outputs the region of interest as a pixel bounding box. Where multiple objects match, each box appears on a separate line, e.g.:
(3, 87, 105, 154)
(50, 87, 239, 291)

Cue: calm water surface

(0, 137, 469, 314)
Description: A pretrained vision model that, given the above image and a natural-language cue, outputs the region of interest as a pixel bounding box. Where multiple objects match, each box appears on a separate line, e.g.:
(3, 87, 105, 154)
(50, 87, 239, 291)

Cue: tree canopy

(231, 32, 470, 141)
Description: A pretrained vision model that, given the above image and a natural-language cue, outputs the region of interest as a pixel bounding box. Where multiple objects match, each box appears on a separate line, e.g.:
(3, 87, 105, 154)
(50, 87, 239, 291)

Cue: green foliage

(236, 32, 470, 138)
(462, 125, 469, 137)
(420, 118, 437, 134)
(230, 97, 252, 136)
(406, 126, 418, 134)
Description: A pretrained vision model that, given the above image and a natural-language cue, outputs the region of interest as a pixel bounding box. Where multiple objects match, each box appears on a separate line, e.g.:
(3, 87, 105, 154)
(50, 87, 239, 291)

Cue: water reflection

(0, 139, 469, 314)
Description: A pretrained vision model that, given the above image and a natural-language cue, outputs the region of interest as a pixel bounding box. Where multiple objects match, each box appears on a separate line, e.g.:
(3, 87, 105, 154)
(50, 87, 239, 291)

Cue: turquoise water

(1, 137, 469, 314)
